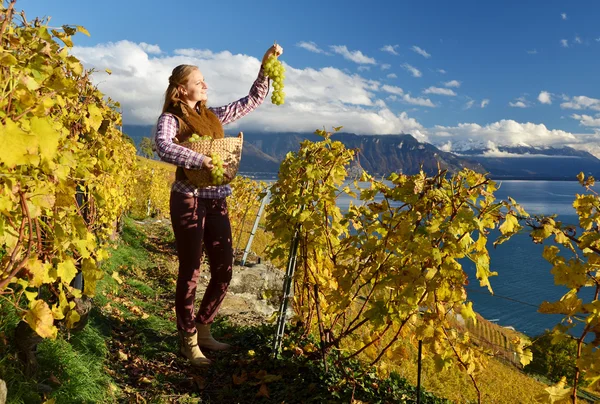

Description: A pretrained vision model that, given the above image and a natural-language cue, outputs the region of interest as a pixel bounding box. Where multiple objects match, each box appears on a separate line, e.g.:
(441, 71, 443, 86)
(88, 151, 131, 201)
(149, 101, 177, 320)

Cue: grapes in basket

(209, 153, 225, 185)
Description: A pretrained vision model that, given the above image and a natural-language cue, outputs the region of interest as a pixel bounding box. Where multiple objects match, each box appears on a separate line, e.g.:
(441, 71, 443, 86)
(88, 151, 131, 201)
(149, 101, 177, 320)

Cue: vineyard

(1, 1, 600, 403)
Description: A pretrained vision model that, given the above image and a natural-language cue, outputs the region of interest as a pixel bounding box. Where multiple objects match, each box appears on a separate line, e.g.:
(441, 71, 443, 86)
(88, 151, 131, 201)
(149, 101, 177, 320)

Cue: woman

(155, 44, 283, 366)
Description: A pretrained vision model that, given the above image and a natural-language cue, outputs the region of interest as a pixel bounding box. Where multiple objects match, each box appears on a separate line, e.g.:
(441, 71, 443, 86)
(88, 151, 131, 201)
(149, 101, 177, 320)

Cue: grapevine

(0, 3, 136, 341)
(263, 55, 286, 105)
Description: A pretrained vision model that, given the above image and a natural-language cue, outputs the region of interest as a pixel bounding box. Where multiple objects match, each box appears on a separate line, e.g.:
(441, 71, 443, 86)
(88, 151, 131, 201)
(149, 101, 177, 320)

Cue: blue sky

(23, 0, 600, 155)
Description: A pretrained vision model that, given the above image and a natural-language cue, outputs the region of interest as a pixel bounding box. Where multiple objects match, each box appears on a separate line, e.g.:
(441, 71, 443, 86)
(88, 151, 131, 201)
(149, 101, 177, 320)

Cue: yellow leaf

(535, 376, 572, 404)
(57, 258, 78, 284)
(111, 271, 123, 284)
(25, 300, 58, 339)
(26, 258, 55, 287)
(30, 116, 62, 163)
(76, 25, 90, 36)
(0, 119, 39, 168)
(65, 309, 81, 329)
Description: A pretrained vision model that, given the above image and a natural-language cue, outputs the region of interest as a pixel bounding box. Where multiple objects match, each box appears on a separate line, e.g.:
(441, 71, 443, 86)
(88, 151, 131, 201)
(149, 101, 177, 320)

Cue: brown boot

(196, 323, 231, 351)
(179, 330, 211, 366)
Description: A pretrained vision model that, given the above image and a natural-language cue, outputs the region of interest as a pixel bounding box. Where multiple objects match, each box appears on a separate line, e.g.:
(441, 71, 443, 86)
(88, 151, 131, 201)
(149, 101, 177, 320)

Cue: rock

(0, 379, 6, 404)
(228, 263, 286, 308)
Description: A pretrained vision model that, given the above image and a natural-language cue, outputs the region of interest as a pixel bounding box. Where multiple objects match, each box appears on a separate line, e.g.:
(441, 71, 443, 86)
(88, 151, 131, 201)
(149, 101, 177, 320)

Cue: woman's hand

(261, 43, 283, 67)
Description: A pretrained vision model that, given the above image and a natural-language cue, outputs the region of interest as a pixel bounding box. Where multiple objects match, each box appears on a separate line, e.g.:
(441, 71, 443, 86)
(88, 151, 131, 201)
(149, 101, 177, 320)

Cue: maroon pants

(170, 192, 233, 333)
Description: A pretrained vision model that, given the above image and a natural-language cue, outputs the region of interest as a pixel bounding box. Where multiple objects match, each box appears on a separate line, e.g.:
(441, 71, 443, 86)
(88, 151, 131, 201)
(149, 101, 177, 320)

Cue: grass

(0, 217, 450, 403)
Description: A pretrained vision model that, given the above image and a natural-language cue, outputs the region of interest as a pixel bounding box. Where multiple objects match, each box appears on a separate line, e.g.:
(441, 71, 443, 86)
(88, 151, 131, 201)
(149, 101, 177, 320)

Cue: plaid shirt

(155, 70, 269, 199)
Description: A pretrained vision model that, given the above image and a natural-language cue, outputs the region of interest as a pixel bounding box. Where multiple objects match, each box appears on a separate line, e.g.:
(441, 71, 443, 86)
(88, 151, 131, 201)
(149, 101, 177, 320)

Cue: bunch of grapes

(189, 133, 211, 142)
(263, 55, 286, 105)
(209, 153, 225, 185)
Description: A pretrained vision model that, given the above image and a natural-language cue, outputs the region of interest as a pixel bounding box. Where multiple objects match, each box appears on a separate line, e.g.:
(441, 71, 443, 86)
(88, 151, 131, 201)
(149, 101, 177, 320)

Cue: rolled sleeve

(209, 70, 270, 125)
(154, 114, 205, 169)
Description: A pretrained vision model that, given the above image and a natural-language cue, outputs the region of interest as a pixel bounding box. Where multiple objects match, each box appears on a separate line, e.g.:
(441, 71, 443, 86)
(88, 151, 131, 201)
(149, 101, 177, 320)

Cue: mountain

(123, 125, 484, 177)
(122, 125, 600, 180)
(453, 145, 600, 180)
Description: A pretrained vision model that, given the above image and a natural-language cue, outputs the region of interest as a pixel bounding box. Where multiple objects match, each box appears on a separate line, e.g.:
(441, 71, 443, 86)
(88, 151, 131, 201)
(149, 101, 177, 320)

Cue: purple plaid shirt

(155, 70, 269, 198)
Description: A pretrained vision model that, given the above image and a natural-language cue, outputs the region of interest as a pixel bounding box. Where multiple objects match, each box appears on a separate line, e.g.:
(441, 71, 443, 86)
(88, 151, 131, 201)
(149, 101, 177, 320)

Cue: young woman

(155, 44, 283, 366)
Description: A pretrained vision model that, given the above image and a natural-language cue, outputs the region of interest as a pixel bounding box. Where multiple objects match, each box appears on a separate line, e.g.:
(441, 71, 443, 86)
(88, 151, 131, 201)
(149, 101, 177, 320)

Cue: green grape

(263, 54, 286, 106)
(209, 152, 225, 185)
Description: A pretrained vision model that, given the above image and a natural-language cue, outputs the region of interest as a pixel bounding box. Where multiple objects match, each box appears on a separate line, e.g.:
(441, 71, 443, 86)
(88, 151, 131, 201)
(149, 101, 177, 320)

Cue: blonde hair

(162, 64, 198, 113)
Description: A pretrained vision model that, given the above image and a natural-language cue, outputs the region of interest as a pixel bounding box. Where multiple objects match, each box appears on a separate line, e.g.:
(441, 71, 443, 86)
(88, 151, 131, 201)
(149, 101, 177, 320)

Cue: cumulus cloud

(423, 86, 456, 96)
(139, 42, 161, 54)
(380, 63, 391, 70)
(509, 97, 530, 108)
(560, 95, 600, 111)
(509, 101, 528, 108)
(386, 73, 397, 79)
(381, 85, 404, 96)
(464, 100, 475, 110)
(561, 13, 567, 20)
(527, 49, 538, 54)
(437, 69, 447, 74)
(538, 91, 552, 104)
(380, 45, 400, 55)
(330, 45, 376, 64)
(572, 114, 600, 127)
(575, 36, 583, 44)
(71, 40, 433, 137)
(481, 99, 490, 108)
(402, 94, 435, 107)
(411, 46, 431, 58)
(358, 66, 371, 72)
(297, 41, 329, 54)
(402, 63, 422, 78)
(444, 80, 460, 88)
(561, 39, 569, 47)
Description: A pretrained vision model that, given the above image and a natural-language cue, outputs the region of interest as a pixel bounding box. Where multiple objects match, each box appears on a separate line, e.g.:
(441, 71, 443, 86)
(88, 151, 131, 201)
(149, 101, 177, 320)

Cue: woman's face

(180, 69, 208, 104)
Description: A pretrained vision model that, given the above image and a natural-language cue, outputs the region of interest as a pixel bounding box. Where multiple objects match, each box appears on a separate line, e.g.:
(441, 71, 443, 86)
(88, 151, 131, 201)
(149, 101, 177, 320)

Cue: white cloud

(381, 85, 404, 96)
(380, 63, 391, 70)
(572, 114, 600, 127)
(561, 13, 567, 20)
(481, 99, 490, 108)
(357, 66, 371, 72)
(70, 40, 433, 138)
(437, 69, 447, 74)
(575, 36, 583, 44)
(386, 73, 397, 79)
(444, 80, 461, 88)
(464, 100, 475, 110)
(330, 45, 376, 64)
(527, 49, 538, 54)
(538, 91, 552, 104)
(380, 45, 400, 55)
(297, 41, 329, 55)
(431, 120, 580, 149)
(402, 63, 422, 78)
(561, 39, 569, 47)
(411, 46, 431, 58)
(139, 42, 161, 54)
(560, 95, 600, 112)
(509, 101, 528, 108)
(386, 95, 398, 102)
(423, 86, 456, 96)
(402, 94, 435, 107)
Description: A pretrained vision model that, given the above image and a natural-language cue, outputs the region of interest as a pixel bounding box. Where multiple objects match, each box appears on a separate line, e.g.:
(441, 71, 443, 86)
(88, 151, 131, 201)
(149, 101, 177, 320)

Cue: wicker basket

(180, 132, 243, 188)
